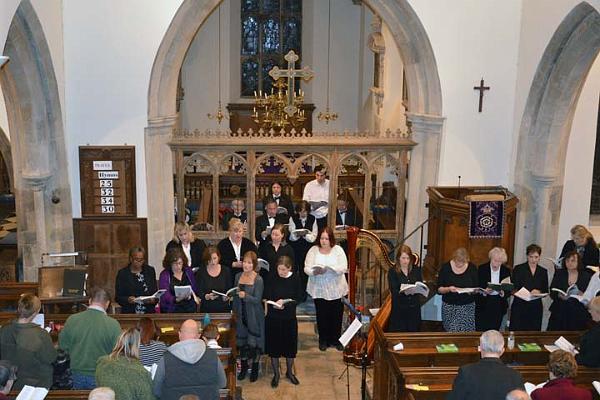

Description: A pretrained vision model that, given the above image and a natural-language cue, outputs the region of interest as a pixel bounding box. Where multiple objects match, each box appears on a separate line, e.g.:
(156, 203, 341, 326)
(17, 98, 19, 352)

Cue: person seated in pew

(166, 222, 207, 272)
(159, 248, 200, 313)
(201, 323, 221, 349)
(448, 330, 524, 400)
(115, 246, 158, 314)
(531, 350, 592, 400)
(437, 248, 479, 332)
(221, 198, 248, 231)
(0, 293, 57, 390)
(88, 387, 116, 400)
(59, 287, 122, 390)
(0, 360, 17, 400)
(506, 389, 530, 400)
(258, 223, 295, 282)
(547, 251, 592, 331)
(95, 327, 156, 400)
(197, 246, 232, 314)
(288, 200, 318, 303)
(153, 319, 226, 400)
(218, 219, 257, 286)
(387, 245, 422, 332)
(576, 296, 600, 367)
(510, 244, 549, 331)
(476, 247, 512, 331)
(559, 225, 599, 267)
(137, 317, 167, 368)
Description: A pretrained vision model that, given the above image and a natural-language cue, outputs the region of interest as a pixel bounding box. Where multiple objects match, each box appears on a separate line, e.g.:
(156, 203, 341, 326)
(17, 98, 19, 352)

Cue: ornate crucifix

(269, 50, 314, 116)
(473, 78, 490, 112)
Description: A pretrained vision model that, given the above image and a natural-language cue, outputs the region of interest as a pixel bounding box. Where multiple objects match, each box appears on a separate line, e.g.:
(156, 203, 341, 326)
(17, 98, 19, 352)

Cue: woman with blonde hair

(387, 245, 423, 332)
(559, 225, 599, 267)
(95, 328, 155, 400)
(436, 248, 479, 332)
(217, 218, 257, 286)
(475, 247, 512, 331)
(166, 222, 207, 271)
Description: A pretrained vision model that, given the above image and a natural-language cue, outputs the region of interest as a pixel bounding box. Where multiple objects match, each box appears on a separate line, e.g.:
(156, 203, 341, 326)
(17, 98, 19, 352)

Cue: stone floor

(238, 321, 370, 400)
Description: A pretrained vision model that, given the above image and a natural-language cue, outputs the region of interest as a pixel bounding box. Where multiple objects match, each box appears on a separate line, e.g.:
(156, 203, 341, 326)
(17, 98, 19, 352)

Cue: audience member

(201, 323, 221, 349)
(153, 320, 226, 400)
(95, 328, 155, 400)
(576, 296, 600, 367)
(0, 360, 16, 400)
(178, 396, 200, 400)
(506, 390, 530, 400)
(88, 387, 116, 400)
(0, 293, 56, 389)
(448, 330, 524, 400)
(531, 350, 592, 400)
(137, 317, 167, 367)
(59, 287, 121, 389)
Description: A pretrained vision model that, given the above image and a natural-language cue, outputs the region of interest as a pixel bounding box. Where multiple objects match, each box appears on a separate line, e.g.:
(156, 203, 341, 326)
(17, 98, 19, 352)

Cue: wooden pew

(8, 388, 232, 400)
(0, 282, 38, 311)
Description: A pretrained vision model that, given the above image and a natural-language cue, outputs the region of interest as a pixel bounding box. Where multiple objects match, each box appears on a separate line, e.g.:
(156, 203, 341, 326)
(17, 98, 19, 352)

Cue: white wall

(63, 0, 183, 217)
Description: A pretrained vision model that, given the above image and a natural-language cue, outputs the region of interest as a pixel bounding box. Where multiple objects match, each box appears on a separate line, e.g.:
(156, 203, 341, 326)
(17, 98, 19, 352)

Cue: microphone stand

(338, 300, 370, 400)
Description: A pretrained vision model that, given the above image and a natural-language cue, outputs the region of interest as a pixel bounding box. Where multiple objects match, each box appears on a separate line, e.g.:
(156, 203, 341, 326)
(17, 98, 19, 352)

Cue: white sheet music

(338, 318, 362, 348)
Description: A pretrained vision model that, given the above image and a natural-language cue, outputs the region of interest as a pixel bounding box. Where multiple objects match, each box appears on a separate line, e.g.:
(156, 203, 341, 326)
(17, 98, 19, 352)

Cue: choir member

(288, 200, 318, 302)
(158, 248, 200, 313)
(510, 244, 549, 331)
(261, 181, 294, 217)
(547, 251, 592, 331)
(304, 227, 348, 351)
(582, 271, 600, 303)
(436, 248, 479, 332)
(255, 199, 289, 248)
(559, 225, 599, 267)
(165, 222, 206, 271)
(387, 245, 422, 332)
(264, 256, 302, 388)
(475, 247, 512, 331)
(221, 198, 248, 231)
(335, 196, 361, 228)
(258, 223, 295, 282)
(218, 218, 257, 286)
(233, 251, 265, 383)
(302, 166, 330, 230)
(575, 296, 600, 367)
(115, 246, 158, 314)
(196, 246, 232, 314)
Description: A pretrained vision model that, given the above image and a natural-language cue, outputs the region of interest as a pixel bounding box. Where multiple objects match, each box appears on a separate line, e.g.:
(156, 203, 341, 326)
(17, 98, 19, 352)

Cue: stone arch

(0, 0, 74, 280)
(0, 127, 14, 192)
(513, 2, 600, 258)
(145, 0, 444, 265)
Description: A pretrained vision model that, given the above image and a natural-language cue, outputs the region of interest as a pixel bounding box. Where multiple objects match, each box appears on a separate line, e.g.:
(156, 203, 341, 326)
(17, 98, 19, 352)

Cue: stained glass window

(241, 0, 302, 97)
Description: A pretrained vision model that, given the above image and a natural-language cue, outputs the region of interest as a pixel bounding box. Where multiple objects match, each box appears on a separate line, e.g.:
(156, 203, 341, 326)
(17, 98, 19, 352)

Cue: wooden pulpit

(425, 186, 518, 278)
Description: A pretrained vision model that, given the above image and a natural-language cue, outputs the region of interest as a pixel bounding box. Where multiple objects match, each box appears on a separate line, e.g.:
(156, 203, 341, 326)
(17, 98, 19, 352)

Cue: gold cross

(268, 50, 314, 116)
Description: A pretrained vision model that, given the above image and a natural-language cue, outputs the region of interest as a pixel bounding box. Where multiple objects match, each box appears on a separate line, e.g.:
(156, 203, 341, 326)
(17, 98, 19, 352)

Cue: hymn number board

(79, 146, 136, 217)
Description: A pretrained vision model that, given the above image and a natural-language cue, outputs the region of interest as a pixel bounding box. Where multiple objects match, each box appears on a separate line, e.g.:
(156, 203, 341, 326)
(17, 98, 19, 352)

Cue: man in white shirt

(302, 166, 330, 230)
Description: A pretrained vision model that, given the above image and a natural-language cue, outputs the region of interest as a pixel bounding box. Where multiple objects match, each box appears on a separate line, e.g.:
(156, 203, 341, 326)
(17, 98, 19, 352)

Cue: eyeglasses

(132, 258, 144, 262)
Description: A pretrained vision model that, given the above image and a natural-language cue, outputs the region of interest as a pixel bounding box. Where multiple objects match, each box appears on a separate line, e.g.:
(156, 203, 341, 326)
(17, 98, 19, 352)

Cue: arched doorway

(145, 0, 444, 267)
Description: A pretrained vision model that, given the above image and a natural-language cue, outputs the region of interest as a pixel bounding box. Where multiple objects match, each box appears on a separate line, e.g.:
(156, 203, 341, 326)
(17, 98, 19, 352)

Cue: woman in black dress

(217, 218, 257, 286)
(264, 256, 302, 388)
(165, 222, 206, 271)
(197, 246, 232, 314)
(510, 243, 549, 331)
(475, 247, 512, 331)
(115, 246, 158, 314)
(436, 248, 479, 332)
(288, 201, 318, 302)
(547, 251, 592, 331)
(258, 223, 295, 282)
(559, 225, 599, 267)
(387, 245, 422, 332)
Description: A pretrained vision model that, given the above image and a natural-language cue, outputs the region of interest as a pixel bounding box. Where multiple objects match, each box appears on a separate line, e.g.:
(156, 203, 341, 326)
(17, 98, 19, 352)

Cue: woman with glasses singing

(115, 246, 158, 314)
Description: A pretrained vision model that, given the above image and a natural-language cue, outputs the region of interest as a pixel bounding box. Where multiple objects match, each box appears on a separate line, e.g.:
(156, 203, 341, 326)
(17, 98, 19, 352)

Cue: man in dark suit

(255, 199, 288, 247)
(262, 181, 294, 217)
(335, 197, 361, 228)
(448, 330, 524, 400)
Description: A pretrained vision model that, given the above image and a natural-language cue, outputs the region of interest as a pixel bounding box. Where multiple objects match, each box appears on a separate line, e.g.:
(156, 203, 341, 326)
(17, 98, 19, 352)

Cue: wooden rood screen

(372, 322, 600, 400)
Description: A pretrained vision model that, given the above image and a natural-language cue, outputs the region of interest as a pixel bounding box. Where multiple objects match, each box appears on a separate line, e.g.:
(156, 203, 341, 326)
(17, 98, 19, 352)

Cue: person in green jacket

(96, 327, 156, 400)
(58, 287, 121, 389)
(0, 293, 57, 389)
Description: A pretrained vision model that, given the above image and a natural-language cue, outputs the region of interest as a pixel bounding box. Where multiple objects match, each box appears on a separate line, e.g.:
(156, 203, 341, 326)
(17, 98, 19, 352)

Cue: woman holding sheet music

(387, 245, 423, 332)
(289, 200, 319, 302)
(304, 227, 348, 351)
(258, 223, 295, 282)
(158, 247, 200, 313)
(436, 248, 479, 332)
(547, 251, 592, 331)
(510, 244, 549, 331)
(475, 247, 512, 331)
(196, 246, 232, 314)
(115, 246, 158, 314)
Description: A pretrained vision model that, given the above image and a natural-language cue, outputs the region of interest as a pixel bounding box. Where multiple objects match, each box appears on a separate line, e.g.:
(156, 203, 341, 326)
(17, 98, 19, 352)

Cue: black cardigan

(166, 239, 207, 269)
(115, 264, 158, 314)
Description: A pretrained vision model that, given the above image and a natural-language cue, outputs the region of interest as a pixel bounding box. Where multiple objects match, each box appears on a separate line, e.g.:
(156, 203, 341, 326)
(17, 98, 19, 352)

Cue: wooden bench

(0, 282, 38, 311)
(8, 388, 232, 400)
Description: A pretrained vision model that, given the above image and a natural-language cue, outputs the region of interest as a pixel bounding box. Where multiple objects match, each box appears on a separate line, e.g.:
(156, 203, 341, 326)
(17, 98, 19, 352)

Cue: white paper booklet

(514, 287, 548, 301)
(543, 336, 579, 355)
(587, 265, 600, 273)
(211, 287, 239, 298)
(593, 381, 600, 395)
(399, 282, 429, 297)
(551, 284, 580, 297)
(310, 264, 335, 274)
(143, 363, 158, 380)
(524, 381, 546, 395)
(257, 258, 270, 272)
(455, 287, 483, 294)
(266, 299, 296, 308)
(174, 285, 193, 298)
(135, 289, 167, 303)
(32, 313, 44, 328)
(16, 385, 49, 400)
(292, 228, 310, 235)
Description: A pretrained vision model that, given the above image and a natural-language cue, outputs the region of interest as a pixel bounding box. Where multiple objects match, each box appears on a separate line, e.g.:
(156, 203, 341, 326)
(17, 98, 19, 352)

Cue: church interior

(0, 0, 598, 399)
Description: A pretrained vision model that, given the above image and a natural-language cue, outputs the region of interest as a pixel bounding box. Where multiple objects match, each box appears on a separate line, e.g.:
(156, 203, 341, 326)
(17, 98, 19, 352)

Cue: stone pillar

(21, 172, 51, 281)
(404, 112, 445, 252)
(530, 173, 561, 258)
(145, 116, 177, 273)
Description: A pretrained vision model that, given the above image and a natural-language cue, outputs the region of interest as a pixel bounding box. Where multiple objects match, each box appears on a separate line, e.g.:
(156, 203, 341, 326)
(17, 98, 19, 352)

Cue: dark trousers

(314, 297, 343, 345)
(316, 216, 327, 230)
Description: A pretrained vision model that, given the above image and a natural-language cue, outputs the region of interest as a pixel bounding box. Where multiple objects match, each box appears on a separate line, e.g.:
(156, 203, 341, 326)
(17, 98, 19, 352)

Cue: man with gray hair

(88, 387, 115, 400)
(448, 330, 524, 400)
(506, 389, 530, 400)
